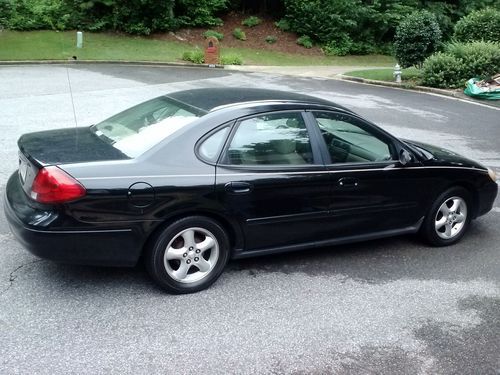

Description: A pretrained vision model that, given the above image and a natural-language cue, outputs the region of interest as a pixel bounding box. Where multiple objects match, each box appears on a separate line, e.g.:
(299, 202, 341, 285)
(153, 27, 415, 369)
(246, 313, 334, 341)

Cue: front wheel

(146, 216, 230, 294)
(421, 187, 471, 246)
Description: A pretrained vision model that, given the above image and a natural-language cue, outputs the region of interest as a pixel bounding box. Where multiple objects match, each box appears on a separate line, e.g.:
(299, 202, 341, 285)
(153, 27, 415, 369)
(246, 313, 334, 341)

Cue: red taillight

(31, 166, 86, 204)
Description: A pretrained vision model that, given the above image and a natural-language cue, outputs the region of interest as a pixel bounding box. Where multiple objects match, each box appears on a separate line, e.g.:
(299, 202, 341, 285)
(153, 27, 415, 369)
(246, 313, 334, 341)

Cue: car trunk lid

(17, 126, 129, 197)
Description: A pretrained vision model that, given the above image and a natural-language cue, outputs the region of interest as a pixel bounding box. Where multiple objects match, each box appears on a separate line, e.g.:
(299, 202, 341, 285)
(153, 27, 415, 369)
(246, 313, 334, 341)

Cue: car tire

(421, 187, 472, 246)
(146, 216, 230, 294)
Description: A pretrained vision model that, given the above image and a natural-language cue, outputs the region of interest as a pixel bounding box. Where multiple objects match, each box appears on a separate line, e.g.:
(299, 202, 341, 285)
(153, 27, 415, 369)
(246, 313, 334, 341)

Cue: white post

(76, 31, 83, 48)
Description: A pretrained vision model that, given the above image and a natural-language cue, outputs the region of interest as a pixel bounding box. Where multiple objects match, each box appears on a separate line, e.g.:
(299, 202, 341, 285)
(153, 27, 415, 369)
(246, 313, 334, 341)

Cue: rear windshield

(91, 96, 203, 157)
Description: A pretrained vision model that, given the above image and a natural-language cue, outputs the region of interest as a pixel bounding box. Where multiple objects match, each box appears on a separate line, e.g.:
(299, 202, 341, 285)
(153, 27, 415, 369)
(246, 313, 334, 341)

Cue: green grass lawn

(0, 30, 395, 66)
(344, 67, 421, 82)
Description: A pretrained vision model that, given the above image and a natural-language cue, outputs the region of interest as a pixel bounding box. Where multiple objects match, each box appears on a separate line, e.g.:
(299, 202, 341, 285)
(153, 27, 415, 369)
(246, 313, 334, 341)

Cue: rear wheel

(421, 187, 471, 246)
(146, 216, 230, 293)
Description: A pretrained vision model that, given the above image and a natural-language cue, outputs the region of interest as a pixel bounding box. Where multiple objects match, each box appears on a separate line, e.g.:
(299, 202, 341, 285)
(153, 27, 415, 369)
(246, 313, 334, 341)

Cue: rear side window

(226, 112, 313, 165)
(198, 127, 230, 162)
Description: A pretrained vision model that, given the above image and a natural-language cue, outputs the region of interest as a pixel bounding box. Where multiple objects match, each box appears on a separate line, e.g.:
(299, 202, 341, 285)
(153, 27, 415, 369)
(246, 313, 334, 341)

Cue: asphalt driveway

(0, 64, 499, 374)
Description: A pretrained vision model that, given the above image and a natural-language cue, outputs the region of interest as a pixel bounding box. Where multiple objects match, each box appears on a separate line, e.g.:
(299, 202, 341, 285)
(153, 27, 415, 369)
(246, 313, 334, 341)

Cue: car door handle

(225, 181, 253, 194)
(337, 177, 359, 187)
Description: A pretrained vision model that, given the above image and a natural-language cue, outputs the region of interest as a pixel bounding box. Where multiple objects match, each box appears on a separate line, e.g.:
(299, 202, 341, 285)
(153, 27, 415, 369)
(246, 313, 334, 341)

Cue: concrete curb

(0, 60, 224, 69)
(338, 74, 463, 97)
(337, 74, 500, 110)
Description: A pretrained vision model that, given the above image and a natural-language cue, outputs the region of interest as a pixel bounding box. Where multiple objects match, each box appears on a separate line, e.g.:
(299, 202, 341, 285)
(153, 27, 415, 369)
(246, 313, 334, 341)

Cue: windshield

(91, 96, 203, 157)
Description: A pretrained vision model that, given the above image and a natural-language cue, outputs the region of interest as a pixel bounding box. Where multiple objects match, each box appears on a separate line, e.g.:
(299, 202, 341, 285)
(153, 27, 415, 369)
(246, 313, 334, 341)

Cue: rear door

(215, 111, 331, 252)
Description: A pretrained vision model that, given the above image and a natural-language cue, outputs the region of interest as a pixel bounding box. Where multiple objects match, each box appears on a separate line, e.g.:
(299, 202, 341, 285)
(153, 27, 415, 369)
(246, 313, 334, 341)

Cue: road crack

(1, 259, 44, 296)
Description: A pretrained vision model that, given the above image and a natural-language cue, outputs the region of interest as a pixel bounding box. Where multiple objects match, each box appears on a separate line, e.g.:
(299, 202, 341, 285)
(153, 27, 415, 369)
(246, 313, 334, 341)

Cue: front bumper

(476, 181, 498, 218)
(4, 172, 142, 267)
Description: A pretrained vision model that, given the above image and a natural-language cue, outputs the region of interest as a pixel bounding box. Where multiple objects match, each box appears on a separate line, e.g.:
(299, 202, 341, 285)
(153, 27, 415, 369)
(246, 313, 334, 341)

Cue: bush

(283, 0, 360, 44)
(182, 49, 204, 64)
(5, 0, 72, 30)
(232, 27, 246, 40)
(322, 35, 353, 56)
(446, 41, 500, 79)
(394, 10, 442, 68)
(421, 53, 464, 88)
(453, 8, 500, 43)
(175, 0, 228, 27)
(265, 35, 277, 44)
(203, 30, 223, 40)
(242, 16, 261, 27)
(296, 35, 313, 48)
(274, 19, 290, 31)
(221, 53, 243, 65)
(421, 41, 500, 88)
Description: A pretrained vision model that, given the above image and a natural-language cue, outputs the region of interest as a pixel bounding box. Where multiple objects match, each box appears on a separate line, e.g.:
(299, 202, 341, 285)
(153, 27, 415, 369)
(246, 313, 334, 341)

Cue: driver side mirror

(399, 149, 413, 166)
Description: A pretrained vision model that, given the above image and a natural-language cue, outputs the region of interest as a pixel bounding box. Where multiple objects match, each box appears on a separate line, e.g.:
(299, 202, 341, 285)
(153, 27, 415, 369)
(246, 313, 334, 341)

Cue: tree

(394, 10, 442, 68)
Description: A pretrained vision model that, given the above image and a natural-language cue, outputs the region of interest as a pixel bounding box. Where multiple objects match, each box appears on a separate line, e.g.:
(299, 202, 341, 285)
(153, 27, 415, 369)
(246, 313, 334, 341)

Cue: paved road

(0, 64, 499, 375)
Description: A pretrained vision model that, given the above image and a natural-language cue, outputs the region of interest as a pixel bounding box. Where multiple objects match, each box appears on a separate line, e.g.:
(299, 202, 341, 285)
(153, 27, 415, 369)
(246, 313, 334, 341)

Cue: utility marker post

(76, 31, 83, 48)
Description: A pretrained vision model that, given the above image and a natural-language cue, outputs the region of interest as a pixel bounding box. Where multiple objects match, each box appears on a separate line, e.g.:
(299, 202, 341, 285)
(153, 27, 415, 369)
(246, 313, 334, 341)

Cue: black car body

(4, 88, 498, 293)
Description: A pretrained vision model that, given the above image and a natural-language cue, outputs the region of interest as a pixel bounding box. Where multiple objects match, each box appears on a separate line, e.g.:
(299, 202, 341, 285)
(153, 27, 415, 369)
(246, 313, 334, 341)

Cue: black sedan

(4, 88, 498, 293)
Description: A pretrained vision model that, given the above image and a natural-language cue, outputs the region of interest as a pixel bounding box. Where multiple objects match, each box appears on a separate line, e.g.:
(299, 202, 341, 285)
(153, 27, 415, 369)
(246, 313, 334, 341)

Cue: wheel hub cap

(434, 196, 467, 240)
(163, 227, 219, 284)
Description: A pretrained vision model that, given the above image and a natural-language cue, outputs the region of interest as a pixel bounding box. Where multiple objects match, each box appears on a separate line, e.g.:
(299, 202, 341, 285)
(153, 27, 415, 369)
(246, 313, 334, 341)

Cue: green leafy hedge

(453, 8, 500, 43)
(421, 41, 500, 88)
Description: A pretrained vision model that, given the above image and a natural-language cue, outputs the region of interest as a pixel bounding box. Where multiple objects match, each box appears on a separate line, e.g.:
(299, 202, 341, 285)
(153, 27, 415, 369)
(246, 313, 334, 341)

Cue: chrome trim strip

(24, 227, 133, 234)
(78, 165, 488, 181)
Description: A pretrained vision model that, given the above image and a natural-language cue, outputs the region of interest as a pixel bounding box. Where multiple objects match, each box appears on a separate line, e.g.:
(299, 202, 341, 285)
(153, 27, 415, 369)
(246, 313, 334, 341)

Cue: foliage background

(1, 0, 499, 44)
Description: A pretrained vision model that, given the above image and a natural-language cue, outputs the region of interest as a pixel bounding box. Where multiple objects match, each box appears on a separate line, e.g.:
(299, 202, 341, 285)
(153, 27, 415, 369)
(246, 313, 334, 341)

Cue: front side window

(314, 112, 394, 164)
(91, 96, 203, 157)
(226, 113, 313, 166)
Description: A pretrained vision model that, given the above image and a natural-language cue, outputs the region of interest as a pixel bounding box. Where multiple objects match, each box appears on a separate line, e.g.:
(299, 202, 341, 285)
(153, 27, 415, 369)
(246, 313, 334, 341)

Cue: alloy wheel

(434, 196, 467, 240)
(163, 227, 219, 283)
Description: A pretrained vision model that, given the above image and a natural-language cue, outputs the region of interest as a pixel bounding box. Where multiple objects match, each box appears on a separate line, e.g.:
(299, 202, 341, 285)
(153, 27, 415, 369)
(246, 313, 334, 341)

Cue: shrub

(242, 16, 261, 27)
(203, 30, 223, 40)
(446, 41, 500, 79)
(421, 41, 500, 88)
(283, 0, 362, 45)
(453, 8, 500, 43)
(296, 35, 313, 48)
(265, 35, 277, 44)
(232, 27, 246, 40)
(176, 0, 228, 27)
(274, 19, 290, 31)
(394, 10, 442, 68)
(5, 0, 72, 30)
(0, 0, 12, 28)
(421, 53, 464, 88)
(182, 49, 204, 64)
(221, 53, 243, 65)
(322, 35, 353, 56)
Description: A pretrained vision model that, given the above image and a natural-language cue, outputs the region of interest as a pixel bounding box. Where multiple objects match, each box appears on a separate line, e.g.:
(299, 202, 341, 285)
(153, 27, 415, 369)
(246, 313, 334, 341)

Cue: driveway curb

(337, 74, 500, 109)
(0, 60, 224, 69)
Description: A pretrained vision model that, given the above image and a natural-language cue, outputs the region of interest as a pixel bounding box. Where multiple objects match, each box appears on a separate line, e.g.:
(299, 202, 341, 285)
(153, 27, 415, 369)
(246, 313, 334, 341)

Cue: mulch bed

(152, 12, 324, 56)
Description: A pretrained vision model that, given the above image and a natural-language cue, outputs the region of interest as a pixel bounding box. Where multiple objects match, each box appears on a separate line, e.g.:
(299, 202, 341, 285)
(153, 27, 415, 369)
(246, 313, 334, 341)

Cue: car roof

(166, 88, 350, 113)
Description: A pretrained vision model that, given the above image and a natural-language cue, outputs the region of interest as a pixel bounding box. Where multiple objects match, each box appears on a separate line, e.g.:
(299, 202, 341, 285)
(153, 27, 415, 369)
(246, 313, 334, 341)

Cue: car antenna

(61, 30, 79, 150)
(65, 61, 79, 129)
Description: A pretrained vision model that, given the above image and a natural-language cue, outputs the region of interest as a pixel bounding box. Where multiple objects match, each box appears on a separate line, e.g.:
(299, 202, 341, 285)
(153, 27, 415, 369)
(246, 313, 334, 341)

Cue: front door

(309, 110, 426, 237)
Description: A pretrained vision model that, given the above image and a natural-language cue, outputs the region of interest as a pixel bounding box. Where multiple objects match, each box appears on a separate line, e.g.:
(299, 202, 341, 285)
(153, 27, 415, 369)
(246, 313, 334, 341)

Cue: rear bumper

(4, 172, 142, 267)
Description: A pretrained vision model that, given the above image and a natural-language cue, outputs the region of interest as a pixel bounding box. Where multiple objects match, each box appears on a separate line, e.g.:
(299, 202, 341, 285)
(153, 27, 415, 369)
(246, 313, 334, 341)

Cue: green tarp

(464, 78, 500, 100)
